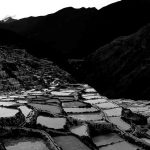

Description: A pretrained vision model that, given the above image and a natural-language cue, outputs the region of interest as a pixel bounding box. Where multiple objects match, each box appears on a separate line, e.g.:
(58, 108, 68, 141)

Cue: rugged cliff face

(0, 45, 74, 92)
(79, 24, 150, 100)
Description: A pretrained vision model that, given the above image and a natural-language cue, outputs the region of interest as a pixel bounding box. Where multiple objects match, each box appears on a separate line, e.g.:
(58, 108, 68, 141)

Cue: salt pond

(37, 116, 67, 129)
(103, 108, 122, 117)
(92, 133, 124, 147)
(84, 99, 107, 104)
(29, 103, 62, 115)
(62, 101, 88, 108)
(53, 136, 91, 150)
(0, 101, 16, 106)
(108, 117, 131, 131)
(99, 141, 140, 150)
(0, 107, 19, 117)
(70, 124, 89, 137)
(96, 102, 118, 109)
(69, 113, 103, 121)
(64, 107, 98, 114)
(3, 137, 49, 150)
(19, 106, 32, 117)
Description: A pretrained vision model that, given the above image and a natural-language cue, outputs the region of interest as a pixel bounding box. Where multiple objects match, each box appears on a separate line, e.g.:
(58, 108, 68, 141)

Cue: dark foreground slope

(1, 0, 150, 60)
(0, 45, 74, 92)
(79, 23, 150, 100)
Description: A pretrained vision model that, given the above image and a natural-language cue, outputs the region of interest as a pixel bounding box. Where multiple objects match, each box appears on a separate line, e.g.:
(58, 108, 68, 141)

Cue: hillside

(79, 23, 150, 100)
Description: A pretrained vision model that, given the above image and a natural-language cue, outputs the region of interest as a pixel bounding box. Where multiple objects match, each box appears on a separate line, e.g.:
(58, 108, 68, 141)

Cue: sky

(0, 0, 120, 19)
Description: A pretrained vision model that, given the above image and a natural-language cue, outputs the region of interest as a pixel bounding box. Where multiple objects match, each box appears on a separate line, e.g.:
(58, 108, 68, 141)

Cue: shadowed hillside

(79, 23, 150, 100)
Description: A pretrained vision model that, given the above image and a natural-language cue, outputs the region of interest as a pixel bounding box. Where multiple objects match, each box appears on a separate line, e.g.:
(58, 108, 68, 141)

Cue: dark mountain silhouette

(1, 0, 150, 61)
(79, 23, 150, 100)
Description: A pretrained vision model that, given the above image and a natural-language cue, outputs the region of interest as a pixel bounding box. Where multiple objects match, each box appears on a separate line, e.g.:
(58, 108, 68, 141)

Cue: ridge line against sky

(0, 0, 120, 19)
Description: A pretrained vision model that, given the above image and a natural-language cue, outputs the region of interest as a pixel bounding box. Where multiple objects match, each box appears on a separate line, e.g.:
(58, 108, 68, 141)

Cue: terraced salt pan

(108, 117, 131, 131)
(92, 133, 124, 147)
(84, 99, 107, 104)
(99, 141, 140, 150)
(62, 101, 88, 108)
(46, 99, 60, 104)
(84, 88, 96, 93)
(3, 137, 49, 150)
(82, 94, 101, 100)
(1, 98, 14, 101)
(17, 100, 28, 104)
(0, 107, 19, 117)
(128, 107, 149, 112)
(0, 95, 7, 99)
(59, 89, 76, 93)
(9, 95, 20, 98)
(51, 91, 71, 96)
(0, 101, 16, 106)
(70, 124, 89, 137)
(140, 110, 150, 116)
(142, 138, 150, 144)
(96, 102, 118, 109)
(37, 116, 67, 129)
(64, 107, 98, 114)
(28, 91, 43, 96)
(53, 136, 91, 150)
(53, 96, 75, 102)
(103, 108, 122, 117)
(29, 103, 62, 115)
(19, 106, 33, 117)
(69, 113, 103, 121)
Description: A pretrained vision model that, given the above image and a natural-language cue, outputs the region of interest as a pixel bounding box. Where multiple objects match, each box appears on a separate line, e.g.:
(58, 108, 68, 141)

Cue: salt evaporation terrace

(1, 84, 150, 149)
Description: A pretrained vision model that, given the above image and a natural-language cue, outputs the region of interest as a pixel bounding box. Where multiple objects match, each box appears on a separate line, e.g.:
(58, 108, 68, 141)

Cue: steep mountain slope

(0, 45, 74, 92)
(1, 0, 150, 60)
(80, 23, 150, 100)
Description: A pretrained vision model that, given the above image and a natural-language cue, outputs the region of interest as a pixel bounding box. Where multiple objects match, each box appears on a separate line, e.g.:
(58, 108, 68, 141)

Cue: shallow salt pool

(84, 99, 107, 104)
(99, 141, 141, 150)
(92, 133, 124, 147)
(96, 102, 118, 109)
(53, 136, 91, 150)
(69, 113, 103, 121)
(62, 101, 88, 108)
(37, 116, 67, 129)
(29, 103, 62, 115)
(64, 107, 98, 114)
(142, 138, 150, 144)
(108, 117, 131, 131)
(3, 137, 49, 150)
(51, 91, 72, 96)
(0, 101, 16, 106)
(70, 124, 89, 137)
(0, 107, 19, 117)
(19, 106, 32, 117)
(103, 108, 122, 117)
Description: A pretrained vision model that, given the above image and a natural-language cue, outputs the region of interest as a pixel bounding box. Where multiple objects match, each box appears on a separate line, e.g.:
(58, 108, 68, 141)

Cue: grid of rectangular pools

(0, 84, 150, 150)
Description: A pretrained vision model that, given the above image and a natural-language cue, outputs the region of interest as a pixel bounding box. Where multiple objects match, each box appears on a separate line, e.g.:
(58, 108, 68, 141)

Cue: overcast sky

(0, 0, 120, 19)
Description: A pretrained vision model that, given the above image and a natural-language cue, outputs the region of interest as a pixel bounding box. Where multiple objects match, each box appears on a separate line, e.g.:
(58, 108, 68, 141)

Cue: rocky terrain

(0, 45, 74, 93)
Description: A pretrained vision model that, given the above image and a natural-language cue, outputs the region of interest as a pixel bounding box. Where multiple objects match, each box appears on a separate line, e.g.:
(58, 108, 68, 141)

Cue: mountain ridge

(1, 0, 150, 61)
